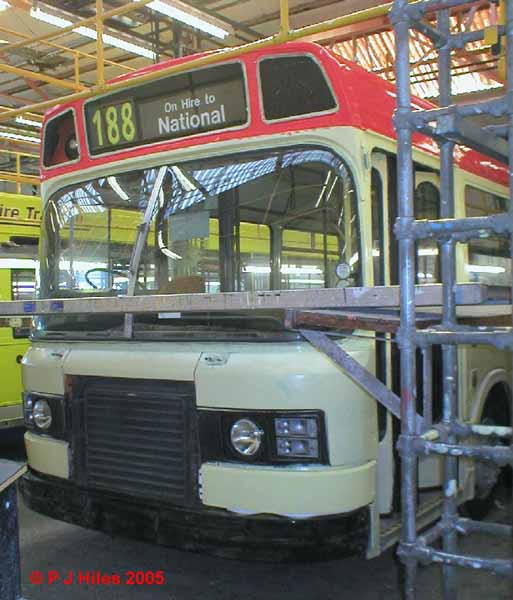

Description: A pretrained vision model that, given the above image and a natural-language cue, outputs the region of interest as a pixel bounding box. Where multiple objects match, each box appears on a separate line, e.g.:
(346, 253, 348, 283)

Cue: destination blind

(84, 62, 247, 155)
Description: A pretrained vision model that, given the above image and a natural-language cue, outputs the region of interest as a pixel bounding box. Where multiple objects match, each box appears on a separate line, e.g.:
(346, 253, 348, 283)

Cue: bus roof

(41, 41, 508, 187)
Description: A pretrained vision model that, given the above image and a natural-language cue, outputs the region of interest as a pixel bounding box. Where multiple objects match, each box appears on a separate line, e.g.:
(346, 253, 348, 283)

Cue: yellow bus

(0, 192, 40, 430)
(20, 42, 510, 559)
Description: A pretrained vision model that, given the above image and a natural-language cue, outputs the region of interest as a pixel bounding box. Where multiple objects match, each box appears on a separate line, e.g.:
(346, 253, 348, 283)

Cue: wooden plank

(0, 284, 508, 317)
(291, 310, 439, 333)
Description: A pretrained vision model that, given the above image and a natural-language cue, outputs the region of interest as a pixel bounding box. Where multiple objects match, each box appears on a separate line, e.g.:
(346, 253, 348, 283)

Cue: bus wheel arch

(464, 376, 511, 520)
(470, 369, 510, 425)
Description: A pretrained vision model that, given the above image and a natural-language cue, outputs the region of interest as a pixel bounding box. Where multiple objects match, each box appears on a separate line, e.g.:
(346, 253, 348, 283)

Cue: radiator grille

(75, 377, 197, 505)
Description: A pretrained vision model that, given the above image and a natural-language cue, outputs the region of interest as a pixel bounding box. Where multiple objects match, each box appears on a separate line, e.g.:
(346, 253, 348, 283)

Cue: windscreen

(38, 146, 360, 338)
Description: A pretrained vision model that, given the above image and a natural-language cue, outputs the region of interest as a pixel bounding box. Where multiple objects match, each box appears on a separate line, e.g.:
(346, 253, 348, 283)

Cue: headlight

(230, 419, 264, 456)
(32, 399, 53, 430)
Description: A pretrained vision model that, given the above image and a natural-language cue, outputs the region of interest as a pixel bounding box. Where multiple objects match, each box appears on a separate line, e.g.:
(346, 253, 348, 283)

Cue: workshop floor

(4, 435, 512, 600)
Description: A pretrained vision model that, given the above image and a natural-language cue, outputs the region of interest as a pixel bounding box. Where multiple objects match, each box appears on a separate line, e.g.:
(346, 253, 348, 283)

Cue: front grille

(73, 377, 198, 505)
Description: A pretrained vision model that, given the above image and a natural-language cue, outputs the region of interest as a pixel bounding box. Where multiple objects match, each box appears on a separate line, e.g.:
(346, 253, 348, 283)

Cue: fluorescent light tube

(30, 7, 70, 28)
(466, 264, 506, 274)
(0, 1, 10, 11)
(30, 6, 155, 60)
(138, 0, 231, 39)
(0, 259, 38, 269)
(16, 116, 43, 129)
(0, 130, 40, 143)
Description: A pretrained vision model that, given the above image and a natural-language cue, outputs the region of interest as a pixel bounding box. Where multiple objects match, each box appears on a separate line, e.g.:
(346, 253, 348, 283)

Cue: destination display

(84, 63, 247, 155)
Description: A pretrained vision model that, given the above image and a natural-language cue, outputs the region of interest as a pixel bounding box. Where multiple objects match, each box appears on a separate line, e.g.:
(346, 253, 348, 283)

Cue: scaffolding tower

(391, 0, 513, 597)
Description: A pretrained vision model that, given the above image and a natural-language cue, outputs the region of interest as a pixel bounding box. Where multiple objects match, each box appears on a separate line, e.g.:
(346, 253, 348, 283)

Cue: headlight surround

(230, 418, 264, 456)
(199, 410, 327, 465)
(33, 399, 53, 430)
(23, 392, 66, 437)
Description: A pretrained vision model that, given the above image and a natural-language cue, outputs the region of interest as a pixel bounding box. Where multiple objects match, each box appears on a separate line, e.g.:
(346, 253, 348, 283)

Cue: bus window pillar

(270, 225, 282, 290)
(218, 188, 239, 292)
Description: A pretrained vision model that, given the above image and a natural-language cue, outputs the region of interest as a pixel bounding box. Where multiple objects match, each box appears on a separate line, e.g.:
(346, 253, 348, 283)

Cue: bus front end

(21, 142, 377, 560)
(21, 43, 380, 560)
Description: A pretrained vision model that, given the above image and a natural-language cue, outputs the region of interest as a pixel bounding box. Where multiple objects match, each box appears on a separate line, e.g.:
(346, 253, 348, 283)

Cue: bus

(0, 192, 40, 431)
(20, 41, 511, 560)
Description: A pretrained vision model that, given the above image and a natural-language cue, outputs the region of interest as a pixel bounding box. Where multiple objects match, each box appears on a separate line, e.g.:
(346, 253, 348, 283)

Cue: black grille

(73, 377, 198, 505)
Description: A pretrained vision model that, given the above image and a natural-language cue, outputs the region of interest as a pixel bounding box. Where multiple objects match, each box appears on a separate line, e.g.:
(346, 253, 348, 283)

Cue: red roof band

(40, 41, 508, 187)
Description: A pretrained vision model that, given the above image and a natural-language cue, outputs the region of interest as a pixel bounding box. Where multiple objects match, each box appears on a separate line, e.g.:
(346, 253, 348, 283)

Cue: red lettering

(48, 571, 60, 584)
(78, 571, 90, 584)
(63, 571, 74, 585)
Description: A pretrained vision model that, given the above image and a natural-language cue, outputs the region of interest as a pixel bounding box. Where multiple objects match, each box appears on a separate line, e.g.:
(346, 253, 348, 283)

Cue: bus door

(373, 154, 444, 513)
(414, 171, 444, 489)
(370, 151, 394, 514)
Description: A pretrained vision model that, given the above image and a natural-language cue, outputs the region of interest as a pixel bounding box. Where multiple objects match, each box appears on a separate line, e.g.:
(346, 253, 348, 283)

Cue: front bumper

(21, 470, 370, 561)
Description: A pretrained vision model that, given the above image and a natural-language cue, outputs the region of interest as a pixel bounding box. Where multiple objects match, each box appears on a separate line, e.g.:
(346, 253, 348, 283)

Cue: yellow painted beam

(0, 148, 38, 159)
(96, 0, 105, 87)
(0, 25, 135, 73)
(0, 63, 86, 91)
(0, 171, 40, 185)
(1, 0, 155, 54)
(280, 0, 290, 39)
(0, 106, 43, 121)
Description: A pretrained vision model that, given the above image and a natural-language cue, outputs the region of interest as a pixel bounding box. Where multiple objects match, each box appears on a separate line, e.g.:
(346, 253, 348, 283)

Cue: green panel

(0, 341, 29, 407)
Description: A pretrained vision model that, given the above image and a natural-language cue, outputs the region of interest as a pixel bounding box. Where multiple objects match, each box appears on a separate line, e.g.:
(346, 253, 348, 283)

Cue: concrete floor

(3, 435, 512, 600)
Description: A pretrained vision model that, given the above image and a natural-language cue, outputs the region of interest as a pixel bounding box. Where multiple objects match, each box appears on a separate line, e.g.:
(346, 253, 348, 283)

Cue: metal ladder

(391, 0, 513, 597)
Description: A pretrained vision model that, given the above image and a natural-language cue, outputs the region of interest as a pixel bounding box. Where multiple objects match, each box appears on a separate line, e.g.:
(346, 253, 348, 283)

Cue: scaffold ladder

(391, 0, 513, 597)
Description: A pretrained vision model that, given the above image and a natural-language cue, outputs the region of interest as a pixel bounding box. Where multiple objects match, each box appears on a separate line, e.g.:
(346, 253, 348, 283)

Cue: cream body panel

(22, 344, 69, 395)
(201, 460, 376, 517)
(61, 341, 200, 380)
(196, 337, 378, 468)
(25, 431, 70, 479)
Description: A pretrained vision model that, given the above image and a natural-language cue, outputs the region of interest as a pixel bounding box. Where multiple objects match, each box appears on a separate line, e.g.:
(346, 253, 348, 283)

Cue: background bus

(20, 41, 511, 559)
(0, 192, 40, 430)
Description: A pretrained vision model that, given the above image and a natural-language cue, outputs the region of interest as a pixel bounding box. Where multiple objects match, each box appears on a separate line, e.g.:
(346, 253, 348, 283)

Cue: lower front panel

(21, 470, 370, 561)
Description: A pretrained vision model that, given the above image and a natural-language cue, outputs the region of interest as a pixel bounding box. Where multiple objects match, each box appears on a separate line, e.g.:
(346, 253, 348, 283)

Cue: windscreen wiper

(124, 166, 167, 337)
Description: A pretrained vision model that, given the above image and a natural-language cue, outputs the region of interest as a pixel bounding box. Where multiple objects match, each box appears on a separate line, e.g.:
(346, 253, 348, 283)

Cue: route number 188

(92, 101, 136, 147)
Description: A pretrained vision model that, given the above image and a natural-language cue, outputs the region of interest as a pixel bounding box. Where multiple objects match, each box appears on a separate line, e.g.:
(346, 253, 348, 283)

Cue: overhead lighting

(0, 129, 39, 144)
(30, 6, 156, 60)
(0, 1, 10, 12)
(466, 264, 506, 274)
(16, 116, 43, 129)
(0, 259, 37, 269)
(137, 0, 231, 39)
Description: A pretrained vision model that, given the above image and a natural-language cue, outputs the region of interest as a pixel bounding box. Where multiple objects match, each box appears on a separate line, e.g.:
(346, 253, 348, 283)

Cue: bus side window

(414, 181, 440, 284)
(11, 269, 36, 338)
(371, 167, 387, 440)
(465, 186, 510, 286)
(11, 269, 36, 301)
(414, 179, 443, 423)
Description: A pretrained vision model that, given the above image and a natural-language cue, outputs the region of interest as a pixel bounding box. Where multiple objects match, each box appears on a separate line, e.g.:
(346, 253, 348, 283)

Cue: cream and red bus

(21, 41, 510, 559)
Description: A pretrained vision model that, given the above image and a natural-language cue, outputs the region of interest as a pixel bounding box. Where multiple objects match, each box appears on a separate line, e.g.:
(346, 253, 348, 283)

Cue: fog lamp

(275, 417, 318, 438)
(275, 416, 320, 458)
(276, 437, 319, 457)
(230, 419, 264, 456)
(33, 399, 52, 430)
